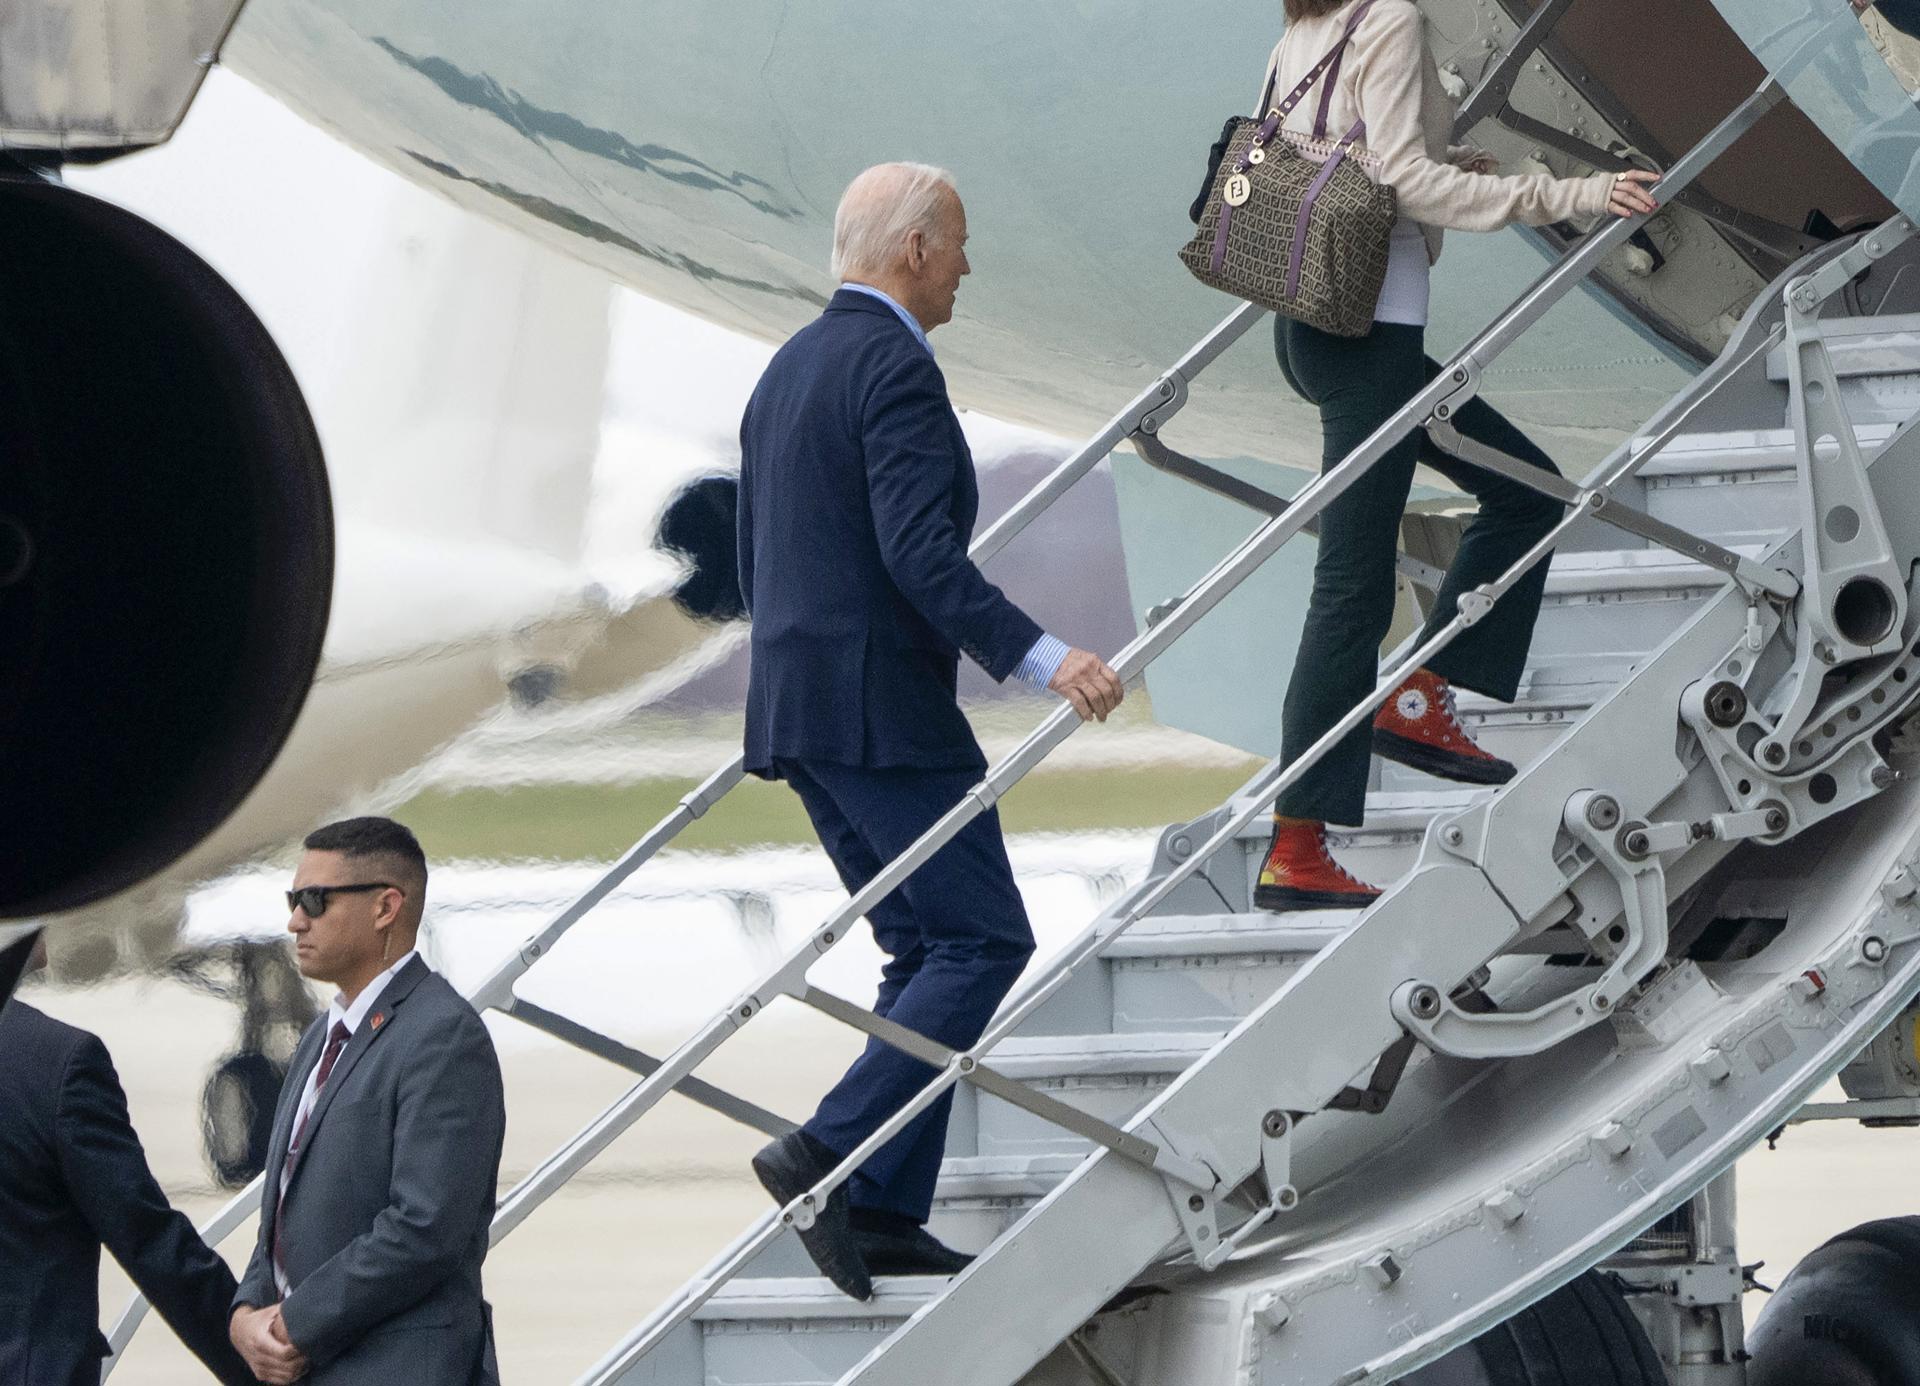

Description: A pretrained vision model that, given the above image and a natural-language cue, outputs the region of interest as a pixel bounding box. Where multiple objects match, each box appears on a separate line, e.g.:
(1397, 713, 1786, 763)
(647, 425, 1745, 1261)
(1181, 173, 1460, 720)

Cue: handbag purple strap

(1287, 118, 1369, 296)
(1212, 0, 1381, 275)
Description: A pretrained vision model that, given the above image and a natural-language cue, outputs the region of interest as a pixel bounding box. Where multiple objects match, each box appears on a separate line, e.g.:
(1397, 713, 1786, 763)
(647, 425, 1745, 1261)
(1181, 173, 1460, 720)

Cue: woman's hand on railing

(1608, 169, 1661, 219)
(1049, 648, 1126, 722)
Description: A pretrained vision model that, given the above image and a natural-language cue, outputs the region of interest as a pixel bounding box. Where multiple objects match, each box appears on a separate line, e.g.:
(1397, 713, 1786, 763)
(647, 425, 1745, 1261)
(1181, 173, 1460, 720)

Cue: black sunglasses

(286, 883, 400, 917)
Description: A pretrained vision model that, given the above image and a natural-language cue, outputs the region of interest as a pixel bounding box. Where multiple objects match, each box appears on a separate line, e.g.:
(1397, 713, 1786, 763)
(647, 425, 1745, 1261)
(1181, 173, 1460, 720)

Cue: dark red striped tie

(273, 1021, 350, 1283)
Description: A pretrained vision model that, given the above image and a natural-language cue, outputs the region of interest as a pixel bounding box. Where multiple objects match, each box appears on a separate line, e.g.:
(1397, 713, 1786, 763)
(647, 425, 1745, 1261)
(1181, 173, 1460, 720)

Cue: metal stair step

(735, 1155, 1087, 1287)
(1213, 789, 1480, 906)
(1762, 315, 1920, 426)
(1526, 545, 1764, 656)
(952, 1031, 1218, 1161)
(925, 1154, 1082, 1253)
(1633, 423, 1897, 547)
(686, 1279, 939, 1386)
(1370, 545, 1765, 792)
(1030, 896, 1598, 1040)
(1761, 312, 1920, 381)
(695, 1277, 937, 1323)
(1021, 904, 1360, 1037)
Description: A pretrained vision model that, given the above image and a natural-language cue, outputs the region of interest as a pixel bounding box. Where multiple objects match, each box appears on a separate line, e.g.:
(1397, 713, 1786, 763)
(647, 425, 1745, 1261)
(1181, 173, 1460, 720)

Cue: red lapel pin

(371, 1011, 387, 1032)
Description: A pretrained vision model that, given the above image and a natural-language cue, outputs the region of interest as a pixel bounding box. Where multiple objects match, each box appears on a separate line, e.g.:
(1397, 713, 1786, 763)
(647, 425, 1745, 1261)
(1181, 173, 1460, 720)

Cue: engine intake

(0, 175, 331, 920)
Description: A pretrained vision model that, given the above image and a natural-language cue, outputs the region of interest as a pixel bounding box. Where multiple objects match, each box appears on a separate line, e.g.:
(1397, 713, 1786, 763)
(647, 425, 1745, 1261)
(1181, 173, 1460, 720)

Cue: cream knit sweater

(1261, 0, 1614, 266)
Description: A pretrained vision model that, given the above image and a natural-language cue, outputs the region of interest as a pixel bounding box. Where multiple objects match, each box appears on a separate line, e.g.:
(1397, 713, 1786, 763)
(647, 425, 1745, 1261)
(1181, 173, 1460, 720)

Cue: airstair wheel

(1403, 1271, 1668, 1385)
(1748, 1218, 1920, 1385)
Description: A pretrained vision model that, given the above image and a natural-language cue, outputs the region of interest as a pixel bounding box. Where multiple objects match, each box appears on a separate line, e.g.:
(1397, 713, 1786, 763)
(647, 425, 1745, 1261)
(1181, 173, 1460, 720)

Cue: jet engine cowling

(0, 173, 332, 923)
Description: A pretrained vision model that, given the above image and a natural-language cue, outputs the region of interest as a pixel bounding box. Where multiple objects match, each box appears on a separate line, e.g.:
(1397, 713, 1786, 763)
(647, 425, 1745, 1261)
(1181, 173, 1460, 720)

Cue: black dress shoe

(851, 1225, 976, 1277)
(751, 1132, 873, 1301)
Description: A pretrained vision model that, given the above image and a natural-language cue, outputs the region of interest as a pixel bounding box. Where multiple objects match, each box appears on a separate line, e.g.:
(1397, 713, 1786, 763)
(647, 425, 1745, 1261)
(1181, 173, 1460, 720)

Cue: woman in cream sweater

(1254, 0, 1661, 912)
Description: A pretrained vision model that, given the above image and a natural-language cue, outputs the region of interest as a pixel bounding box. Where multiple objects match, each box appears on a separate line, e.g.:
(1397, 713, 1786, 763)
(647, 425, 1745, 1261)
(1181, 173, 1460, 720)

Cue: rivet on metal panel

(1595, 1121, 1634, 1158)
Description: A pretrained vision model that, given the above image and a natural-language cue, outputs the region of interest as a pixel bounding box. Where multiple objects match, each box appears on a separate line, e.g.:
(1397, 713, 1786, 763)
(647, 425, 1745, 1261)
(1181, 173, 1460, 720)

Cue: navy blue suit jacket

(0, 1002, 253, 1386)
(738, 289, 1042, 774)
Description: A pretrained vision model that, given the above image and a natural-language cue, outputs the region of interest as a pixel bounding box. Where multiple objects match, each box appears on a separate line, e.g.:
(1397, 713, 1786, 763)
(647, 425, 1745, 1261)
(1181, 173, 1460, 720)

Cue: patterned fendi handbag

(1179, 0, 1397, 337)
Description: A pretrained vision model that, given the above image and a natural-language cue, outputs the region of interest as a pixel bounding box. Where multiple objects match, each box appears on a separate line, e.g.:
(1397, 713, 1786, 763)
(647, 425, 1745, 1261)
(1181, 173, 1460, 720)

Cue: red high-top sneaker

(1372, 668, 1517, 786)
(1254, 819, 1382, 912)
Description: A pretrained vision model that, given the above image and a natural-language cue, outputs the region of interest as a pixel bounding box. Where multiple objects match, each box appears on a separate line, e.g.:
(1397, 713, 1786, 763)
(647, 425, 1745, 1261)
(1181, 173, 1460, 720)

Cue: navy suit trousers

(777, 759, 1036, 1222)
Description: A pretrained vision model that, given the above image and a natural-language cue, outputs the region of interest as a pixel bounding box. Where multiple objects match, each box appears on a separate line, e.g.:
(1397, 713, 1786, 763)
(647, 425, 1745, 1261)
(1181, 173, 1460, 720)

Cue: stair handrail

(579, 246, 1801, 1386)
(95, 300, 1269, 1381)
(566, 75, 1794, 1381)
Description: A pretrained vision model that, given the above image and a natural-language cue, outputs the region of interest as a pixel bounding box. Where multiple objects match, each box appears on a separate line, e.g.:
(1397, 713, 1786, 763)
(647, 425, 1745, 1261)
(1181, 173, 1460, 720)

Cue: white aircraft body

(210, 0, 1901, 473)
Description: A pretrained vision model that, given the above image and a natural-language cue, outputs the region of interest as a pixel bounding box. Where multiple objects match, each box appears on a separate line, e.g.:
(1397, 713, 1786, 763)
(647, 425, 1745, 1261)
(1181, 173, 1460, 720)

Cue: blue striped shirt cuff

(1013, 633, 1071, 689)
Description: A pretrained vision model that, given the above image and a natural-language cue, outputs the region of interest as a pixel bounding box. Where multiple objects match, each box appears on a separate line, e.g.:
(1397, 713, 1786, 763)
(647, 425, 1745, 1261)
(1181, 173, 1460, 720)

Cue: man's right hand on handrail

(1050, 647, 1126, 723)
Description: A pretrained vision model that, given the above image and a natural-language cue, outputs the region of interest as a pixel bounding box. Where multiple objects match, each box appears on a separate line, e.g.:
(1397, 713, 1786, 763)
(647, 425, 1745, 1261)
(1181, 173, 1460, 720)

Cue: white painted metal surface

(0, 0, 243, 150)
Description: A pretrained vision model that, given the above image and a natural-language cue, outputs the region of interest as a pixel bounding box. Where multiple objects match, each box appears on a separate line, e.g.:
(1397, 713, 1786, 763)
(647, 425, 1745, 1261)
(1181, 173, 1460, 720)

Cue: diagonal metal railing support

(796, 984, 1213, 1189)
(574, 75, 1794, 1384)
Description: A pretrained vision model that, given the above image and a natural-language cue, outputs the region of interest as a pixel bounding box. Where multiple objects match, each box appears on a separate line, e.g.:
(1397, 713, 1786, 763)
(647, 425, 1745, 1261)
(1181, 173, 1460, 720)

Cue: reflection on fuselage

(223, 0, 1700, 479)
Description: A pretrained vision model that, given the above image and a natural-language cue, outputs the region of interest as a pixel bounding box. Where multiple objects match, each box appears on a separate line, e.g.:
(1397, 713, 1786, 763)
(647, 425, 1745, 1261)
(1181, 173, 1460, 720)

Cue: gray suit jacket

(235, 957, 506, 1384)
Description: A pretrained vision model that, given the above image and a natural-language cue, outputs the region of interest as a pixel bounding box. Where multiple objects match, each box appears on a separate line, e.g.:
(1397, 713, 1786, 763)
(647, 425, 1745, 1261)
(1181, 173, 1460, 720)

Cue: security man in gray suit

(229, 817, 506, 1385)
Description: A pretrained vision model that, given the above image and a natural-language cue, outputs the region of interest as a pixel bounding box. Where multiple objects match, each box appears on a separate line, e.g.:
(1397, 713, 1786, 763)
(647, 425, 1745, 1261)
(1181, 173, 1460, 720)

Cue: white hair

(830, 163, 959, 282)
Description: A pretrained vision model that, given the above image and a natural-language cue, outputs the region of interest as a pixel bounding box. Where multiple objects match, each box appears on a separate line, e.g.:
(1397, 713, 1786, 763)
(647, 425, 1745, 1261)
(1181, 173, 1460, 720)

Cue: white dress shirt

(274, 949, 418, 1294)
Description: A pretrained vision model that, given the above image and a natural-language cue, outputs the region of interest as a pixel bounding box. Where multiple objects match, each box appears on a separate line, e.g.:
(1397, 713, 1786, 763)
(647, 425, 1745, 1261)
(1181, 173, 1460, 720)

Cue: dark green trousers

(1274, 318, 1563, 826)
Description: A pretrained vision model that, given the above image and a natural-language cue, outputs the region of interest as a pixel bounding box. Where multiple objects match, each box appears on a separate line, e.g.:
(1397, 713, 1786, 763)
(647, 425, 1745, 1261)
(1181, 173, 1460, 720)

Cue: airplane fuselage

(222, 0, 1716, 479)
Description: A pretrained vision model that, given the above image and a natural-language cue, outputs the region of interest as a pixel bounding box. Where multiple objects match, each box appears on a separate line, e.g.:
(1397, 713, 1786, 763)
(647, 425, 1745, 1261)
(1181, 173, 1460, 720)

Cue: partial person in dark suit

(0, 933, 256, 1386)
(229, 818, 505, 1386)
(737, 161, 1125, 1300)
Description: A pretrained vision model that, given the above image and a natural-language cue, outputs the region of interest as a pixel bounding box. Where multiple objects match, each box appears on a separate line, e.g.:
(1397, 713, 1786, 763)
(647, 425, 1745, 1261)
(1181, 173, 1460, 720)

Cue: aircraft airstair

(104, 71, 1920, 1386)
